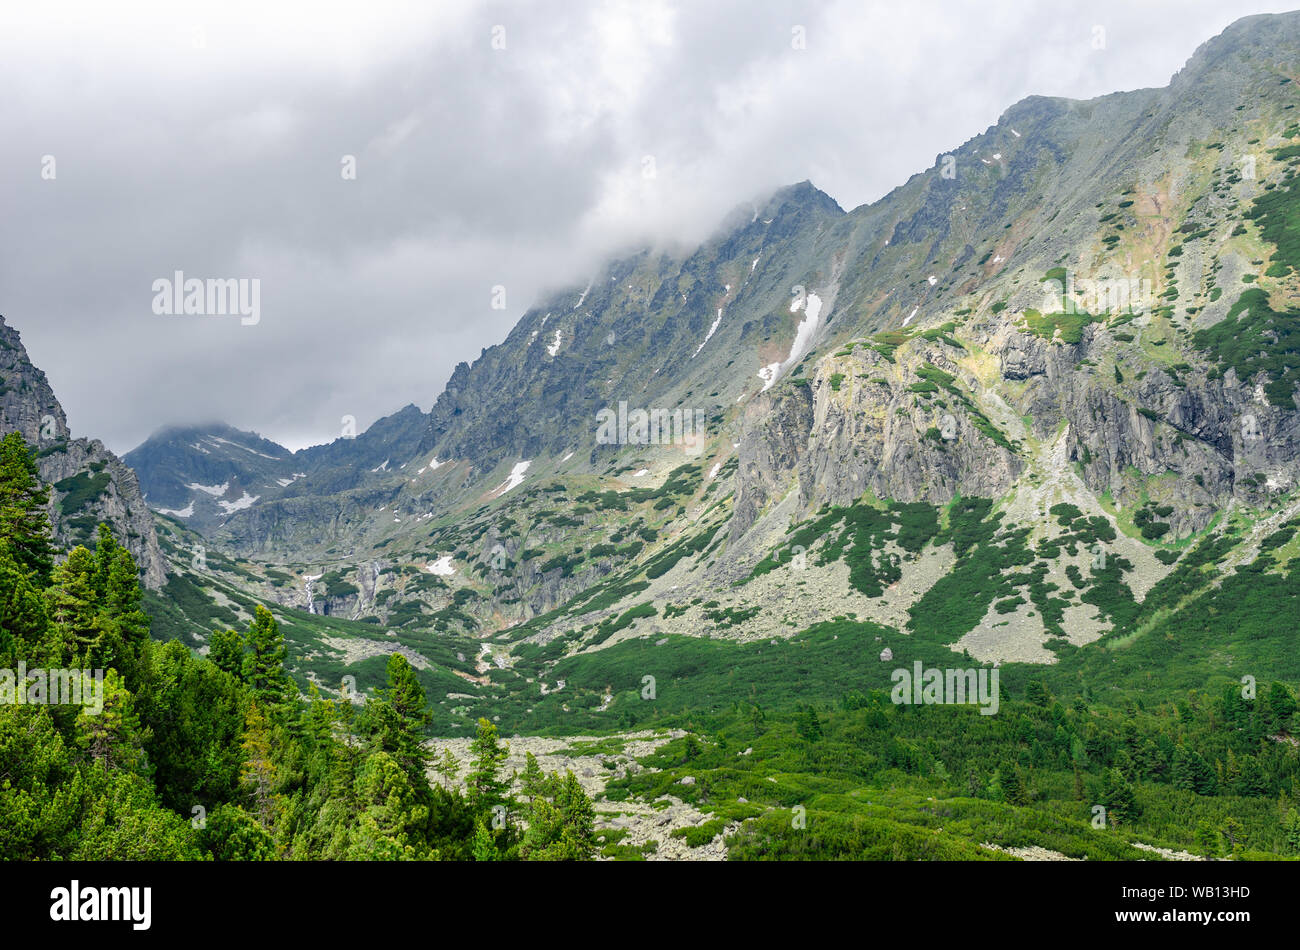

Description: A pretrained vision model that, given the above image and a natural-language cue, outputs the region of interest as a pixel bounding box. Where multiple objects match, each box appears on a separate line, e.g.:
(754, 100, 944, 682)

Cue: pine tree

(93, 526, 149, 674)
(240, 701, 280, 834)
(556, 770, 596, 858)
(45, 546, 102, 664)
(0, 539, 50, 660)
(374, 653, 431, 776)
(208, 627, 245, 677)
(76, 669, 148, 774)
(466, 717, 509, 815)
(1101, 768, 1139, 824)
(1283, 808, 1300, 856)
(519, 751, 546, 802)
(472, 818, 498, 861)
(0, 432, 54, 585)
(434, 747, 460, 791)
(241, 606, 292, 705)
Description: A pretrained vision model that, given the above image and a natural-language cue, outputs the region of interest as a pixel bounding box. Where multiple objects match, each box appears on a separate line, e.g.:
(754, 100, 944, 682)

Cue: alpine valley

(7, 11, 1300, 862)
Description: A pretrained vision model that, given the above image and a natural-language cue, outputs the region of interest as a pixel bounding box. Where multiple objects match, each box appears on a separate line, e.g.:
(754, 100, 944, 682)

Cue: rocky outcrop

(0, 315, 166, 588)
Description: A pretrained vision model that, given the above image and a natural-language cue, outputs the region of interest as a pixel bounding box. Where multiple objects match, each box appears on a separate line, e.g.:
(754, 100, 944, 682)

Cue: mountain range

(3, 11, 1298, 727)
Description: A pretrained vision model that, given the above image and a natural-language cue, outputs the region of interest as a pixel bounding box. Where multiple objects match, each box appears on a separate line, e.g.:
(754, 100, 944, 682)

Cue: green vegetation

(1193, 288, 1300, 408)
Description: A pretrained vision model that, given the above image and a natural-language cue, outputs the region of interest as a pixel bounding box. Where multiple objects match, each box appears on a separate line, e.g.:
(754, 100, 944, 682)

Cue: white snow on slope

(547, 329, 562, 356)
(632, 469, 649, 477)
(157, 501, 195, 518)
(708, 462, 721, 479)
(561, 452, 574, 463)
(693, 308, 724, 358)
(218, 492, 259, 514)
(493, 460, 531, 495)
(371, 459, 389, 473)
(759, 292, 824, 392)
(427, 555, 455, 576)
(188, 482, 229, 497)
(206, 436, 284, 460)
(574, 281, 591, 309)
(904, 308, 919, 327)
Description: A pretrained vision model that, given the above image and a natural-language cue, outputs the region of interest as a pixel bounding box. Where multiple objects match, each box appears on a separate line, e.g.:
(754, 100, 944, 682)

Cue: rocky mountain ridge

(0, 315, 166, 588)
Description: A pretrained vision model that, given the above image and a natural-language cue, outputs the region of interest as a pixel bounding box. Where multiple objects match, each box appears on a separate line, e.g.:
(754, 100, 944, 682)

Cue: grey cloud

(0, 0, 1292, 453)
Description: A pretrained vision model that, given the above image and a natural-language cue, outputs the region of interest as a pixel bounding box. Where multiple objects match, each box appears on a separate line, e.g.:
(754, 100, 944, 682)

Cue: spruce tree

(208, 627, 245, 677)
(45, 546, 102, 664)
(242, 606, 292, 705)
(466, 717, 509, 815)
(0, 432, 54, 585)
(374, 653, 431, 776)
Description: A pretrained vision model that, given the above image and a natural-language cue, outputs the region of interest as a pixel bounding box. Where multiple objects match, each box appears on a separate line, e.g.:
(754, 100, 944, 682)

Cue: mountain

(123, 424, 295, 531)
(142, 12, 1300, 695)
(0, 315, 166, 588)
(127, 404, 435, 539)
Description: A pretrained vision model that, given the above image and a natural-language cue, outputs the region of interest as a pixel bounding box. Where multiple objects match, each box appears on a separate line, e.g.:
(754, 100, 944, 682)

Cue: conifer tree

(434, 747, 460, 791)
(208, 626, 245, 677)
(76, 669, 149, 774)
(0, 432, 54, 585)
(556, 770, 596, 857)
(45, 546, 102, 664)
(466, 717, 509, 815)
(0, 540, 50, 659)
(240, 701, 280, 834)
(373, 653, 432, 776)
(242, 606, 292, 705)
(519, 751, 546, 802)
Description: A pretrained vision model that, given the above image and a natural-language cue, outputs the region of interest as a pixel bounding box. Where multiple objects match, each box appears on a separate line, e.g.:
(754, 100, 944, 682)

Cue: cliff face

(0, 316, 166, 588)
(125, 13, 1300, 657)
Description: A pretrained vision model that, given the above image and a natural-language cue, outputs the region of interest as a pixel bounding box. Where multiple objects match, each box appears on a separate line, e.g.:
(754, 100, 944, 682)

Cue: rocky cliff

(0, 315, 166, 588)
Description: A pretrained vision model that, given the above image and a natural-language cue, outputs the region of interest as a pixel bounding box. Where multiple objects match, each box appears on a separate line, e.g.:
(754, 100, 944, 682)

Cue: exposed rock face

(117, 12, 1300, 648)
(731, 383, 812, 540)
(0, 316, 166, 588)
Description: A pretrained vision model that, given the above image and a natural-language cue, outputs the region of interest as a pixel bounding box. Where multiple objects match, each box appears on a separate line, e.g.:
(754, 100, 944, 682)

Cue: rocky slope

(0, 315, 166, 588)
(138, 12, 1300, 678)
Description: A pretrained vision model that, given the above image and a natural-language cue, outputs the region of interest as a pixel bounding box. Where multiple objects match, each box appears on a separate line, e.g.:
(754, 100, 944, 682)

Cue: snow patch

(692, 308, 724, 358)
(759, 292, 824, 392)
(157, 500, 195, 518)
(493, 460, 531, 495)
(574, 281, 591, 309)
(187, 481, 230, 497)
(206, 436, 283, 460)
(218, 492, 259, 514)
(547, 329, 562, 356)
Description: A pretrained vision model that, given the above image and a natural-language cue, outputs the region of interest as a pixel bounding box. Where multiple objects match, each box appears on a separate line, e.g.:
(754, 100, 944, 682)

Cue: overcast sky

(2, 0, 1294, 454)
